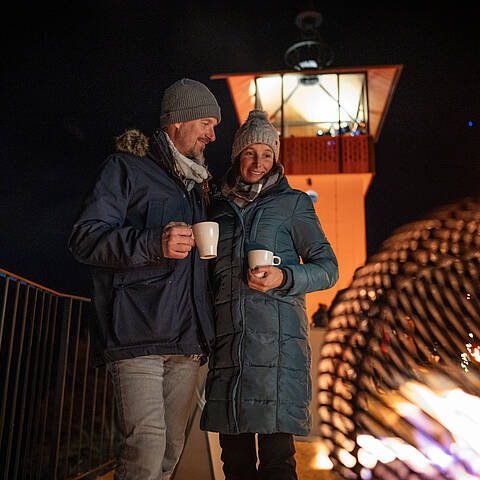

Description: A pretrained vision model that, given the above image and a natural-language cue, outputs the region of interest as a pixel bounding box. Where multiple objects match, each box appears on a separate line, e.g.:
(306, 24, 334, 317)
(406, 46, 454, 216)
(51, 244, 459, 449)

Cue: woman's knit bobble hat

(160, 78, 221, 127)
(231, 110, 280, 162)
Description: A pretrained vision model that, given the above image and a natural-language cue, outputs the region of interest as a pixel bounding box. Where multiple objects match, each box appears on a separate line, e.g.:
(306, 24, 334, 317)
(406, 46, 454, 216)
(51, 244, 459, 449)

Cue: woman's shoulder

(266, 178, 309, 203)
(279, 178, 315, 203)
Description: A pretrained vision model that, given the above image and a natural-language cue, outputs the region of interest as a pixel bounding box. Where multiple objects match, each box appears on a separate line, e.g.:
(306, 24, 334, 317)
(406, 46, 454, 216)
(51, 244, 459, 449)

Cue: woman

(200, 110, 338, 480)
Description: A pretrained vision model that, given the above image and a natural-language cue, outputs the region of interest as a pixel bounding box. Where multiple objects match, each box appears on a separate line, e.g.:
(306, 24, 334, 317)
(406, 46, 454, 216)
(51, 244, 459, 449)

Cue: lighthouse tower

(211, 13, 402, 320)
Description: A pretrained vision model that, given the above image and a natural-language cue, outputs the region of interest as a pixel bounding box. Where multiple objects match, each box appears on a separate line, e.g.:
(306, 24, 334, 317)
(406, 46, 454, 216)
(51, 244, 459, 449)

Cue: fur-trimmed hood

(114, 128, 212, 202)
(115, 129, 150, 156)
(115, 129, 179, 188)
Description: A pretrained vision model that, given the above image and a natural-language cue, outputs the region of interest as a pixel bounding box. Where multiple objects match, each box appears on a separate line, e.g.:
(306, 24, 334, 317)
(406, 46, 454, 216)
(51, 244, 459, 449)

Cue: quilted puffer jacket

(200, 176, 338, 435)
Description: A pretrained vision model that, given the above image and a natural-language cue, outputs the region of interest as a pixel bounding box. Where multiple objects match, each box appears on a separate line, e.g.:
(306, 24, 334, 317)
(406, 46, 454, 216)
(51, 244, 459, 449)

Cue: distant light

(468, 121, 473, 127)
(306, 190, 318, 203)
(298, 60, 319, 69)
(317, 129, 324, 136)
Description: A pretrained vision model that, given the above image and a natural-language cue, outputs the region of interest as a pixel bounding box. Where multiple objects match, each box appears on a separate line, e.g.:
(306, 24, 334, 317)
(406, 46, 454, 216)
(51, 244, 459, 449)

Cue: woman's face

(239, 143, 274, 183)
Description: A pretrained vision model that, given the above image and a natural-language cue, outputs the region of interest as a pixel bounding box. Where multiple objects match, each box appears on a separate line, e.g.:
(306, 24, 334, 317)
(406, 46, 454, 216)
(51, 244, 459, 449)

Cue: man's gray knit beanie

(231, 110, 280, 161)
(160, 78, 221, 127)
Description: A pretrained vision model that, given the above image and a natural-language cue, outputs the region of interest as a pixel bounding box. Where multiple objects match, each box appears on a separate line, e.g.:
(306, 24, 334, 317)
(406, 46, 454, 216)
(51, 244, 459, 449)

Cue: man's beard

(188, 150, 205, 164)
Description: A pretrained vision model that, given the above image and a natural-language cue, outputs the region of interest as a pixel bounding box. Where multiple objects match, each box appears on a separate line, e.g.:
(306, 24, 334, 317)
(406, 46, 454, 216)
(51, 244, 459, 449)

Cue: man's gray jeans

(108, 354, 200, 480)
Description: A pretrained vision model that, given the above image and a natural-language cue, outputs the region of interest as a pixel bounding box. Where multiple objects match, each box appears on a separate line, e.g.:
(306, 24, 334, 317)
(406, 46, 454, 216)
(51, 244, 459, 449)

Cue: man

(68, 78, 221, 479)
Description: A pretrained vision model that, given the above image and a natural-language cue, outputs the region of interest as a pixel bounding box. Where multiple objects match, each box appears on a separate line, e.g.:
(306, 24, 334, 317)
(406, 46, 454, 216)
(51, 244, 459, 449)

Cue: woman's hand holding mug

(247, 249, 283, 292)
(247, 265, 284, 292)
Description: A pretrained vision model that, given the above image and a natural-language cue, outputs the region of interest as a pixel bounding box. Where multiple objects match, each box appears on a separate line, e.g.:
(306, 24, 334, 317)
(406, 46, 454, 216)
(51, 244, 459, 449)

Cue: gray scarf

(164, 132, 210, 191)
(221, 162, 284, 208)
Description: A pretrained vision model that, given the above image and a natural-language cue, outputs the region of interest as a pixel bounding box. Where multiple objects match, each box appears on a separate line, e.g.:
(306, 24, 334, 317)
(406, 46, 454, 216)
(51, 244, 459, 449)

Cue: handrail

(0, 267, 117, 480)
(0, 267, 90, 302)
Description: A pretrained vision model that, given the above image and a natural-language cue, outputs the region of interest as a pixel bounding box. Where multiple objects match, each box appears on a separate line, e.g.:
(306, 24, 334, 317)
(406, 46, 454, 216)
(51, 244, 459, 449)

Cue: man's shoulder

(95, 151, 171, 192)
(98, 151, 143, 177)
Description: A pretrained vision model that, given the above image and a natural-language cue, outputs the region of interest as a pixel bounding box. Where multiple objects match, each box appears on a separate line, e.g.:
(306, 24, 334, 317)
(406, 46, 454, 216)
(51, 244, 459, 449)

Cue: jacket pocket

(112, 270, 177, 346)
(146, 199, 166, 227)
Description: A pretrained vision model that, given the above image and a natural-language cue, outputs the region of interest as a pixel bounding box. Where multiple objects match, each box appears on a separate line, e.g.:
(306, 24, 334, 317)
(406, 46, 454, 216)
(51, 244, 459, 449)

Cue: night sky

(1, 1, 479, 297)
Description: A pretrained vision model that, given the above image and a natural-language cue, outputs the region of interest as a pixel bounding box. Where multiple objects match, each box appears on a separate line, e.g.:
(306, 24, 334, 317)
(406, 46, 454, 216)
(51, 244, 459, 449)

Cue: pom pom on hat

(231, 110, 280, 162)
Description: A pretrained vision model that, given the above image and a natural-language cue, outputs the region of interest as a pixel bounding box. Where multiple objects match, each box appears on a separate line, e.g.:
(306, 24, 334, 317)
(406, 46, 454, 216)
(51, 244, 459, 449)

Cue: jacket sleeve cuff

(277, 267, 294, 293)
(146, 227, 165, 261)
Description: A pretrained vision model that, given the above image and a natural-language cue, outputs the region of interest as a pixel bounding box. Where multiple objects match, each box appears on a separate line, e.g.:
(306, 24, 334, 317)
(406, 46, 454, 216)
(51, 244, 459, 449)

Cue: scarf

(221, 162, 284, 208)
(164, 132, 210, 191)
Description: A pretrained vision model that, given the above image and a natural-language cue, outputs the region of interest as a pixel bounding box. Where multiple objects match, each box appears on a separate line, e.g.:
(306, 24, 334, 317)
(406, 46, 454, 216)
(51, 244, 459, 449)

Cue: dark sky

(1, 1, 479, 297)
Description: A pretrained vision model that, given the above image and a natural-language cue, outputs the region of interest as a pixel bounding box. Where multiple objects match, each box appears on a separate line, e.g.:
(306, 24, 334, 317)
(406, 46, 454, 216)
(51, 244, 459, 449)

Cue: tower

(211, 12, 402, 320)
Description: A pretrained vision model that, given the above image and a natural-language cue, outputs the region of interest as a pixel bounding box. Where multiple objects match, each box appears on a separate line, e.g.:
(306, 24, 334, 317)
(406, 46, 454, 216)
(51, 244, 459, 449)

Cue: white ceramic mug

(192, 221, 219, 259)
(248, 249, 281, 277)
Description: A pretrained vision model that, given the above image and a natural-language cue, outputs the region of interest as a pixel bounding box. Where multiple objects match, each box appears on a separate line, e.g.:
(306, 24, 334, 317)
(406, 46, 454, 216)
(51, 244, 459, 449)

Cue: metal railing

(0, 268, 117, 480)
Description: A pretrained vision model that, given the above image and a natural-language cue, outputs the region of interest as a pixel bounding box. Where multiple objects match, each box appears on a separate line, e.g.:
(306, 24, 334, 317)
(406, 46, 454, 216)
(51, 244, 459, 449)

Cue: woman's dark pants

(219, 432, 298, 480)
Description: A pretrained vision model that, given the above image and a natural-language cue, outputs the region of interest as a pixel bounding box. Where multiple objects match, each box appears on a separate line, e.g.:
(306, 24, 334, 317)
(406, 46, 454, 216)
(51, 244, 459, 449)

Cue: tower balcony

(282, 133, 374, 175)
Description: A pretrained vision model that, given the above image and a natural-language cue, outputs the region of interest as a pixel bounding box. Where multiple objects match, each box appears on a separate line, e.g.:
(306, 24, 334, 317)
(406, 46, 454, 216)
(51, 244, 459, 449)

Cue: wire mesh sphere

(318, 197, 480, 480)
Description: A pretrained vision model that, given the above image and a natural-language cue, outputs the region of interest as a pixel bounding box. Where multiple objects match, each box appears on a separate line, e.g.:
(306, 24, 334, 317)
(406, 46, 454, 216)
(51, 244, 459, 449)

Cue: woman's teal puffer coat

(200, 177, 338, 435)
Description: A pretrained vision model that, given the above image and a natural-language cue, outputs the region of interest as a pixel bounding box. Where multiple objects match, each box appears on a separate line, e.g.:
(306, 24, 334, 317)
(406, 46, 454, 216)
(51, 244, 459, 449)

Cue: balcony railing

(282, 134, 374, 174)
(0, 268, 117, 480)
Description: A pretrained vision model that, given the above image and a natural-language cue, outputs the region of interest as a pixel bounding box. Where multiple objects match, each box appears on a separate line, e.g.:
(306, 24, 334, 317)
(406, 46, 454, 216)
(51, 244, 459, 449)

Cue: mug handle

(272, 256, 281, 266)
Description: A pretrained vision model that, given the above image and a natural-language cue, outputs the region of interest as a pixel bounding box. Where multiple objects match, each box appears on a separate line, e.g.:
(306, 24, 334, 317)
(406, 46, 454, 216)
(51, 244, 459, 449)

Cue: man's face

(173, 117, 218, 161)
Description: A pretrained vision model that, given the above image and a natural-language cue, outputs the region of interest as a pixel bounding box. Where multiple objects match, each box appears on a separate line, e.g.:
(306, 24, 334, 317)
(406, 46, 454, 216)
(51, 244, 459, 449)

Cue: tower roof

(212, 64, 402, 143)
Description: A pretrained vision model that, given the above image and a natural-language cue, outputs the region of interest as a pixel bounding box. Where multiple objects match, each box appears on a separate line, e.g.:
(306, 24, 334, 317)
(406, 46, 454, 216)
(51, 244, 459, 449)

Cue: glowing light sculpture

(317, 197, 480, 479)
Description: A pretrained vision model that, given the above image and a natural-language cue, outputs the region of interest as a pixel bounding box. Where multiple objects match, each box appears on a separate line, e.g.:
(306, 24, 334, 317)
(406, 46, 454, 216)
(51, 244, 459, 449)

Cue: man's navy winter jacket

(68, 131, 215, 366)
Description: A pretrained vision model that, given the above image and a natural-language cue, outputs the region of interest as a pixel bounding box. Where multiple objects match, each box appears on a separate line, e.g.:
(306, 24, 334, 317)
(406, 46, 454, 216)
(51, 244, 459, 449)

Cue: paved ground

(99, 442, 338, 479)
(295, 440, 338, 480)
(98, 439, 339, 479)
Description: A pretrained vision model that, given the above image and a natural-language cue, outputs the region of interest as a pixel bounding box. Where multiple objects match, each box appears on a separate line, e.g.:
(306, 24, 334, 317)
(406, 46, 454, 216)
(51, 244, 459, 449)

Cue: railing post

(49, 296, 72, 479)
(0, 280, 21, 480)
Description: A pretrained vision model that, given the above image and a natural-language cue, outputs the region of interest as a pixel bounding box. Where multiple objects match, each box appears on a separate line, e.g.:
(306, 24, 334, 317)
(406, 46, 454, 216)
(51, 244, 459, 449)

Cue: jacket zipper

(249, 208, 264, 243)
(229, 201, 246, 433)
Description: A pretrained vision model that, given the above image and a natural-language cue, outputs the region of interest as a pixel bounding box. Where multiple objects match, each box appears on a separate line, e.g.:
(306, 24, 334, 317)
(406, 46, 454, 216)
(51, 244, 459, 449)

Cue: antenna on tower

(284, 10, 334, 71)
